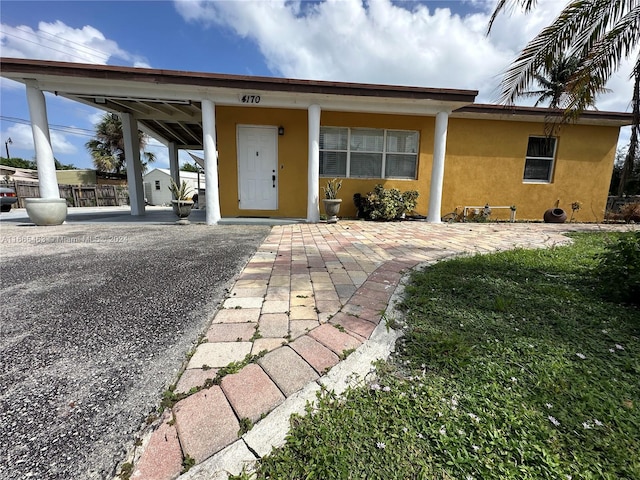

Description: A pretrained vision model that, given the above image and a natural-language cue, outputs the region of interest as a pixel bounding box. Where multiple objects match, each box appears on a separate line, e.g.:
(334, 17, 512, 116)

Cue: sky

(0, 0, 636, 170)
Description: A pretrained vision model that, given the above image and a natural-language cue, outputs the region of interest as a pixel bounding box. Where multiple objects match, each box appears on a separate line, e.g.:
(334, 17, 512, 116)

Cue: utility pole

(5, 137, 12, 159)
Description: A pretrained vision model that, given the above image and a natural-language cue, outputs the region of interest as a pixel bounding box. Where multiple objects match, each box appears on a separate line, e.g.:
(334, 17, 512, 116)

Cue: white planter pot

(322, 198, 342, 224)
(25, 198, 68, 226)
(171, 200, 194, 224)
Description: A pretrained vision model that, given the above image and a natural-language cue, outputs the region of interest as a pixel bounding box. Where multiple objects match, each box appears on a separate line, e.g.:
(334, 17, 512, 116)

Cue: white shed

(143, 169, 205, 206)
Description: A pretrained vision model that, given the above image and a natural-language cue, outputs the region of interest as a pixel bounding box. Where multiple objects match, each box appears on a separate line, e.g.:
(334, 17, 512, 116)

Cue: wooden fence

(9, 181, 129, 208)
(607, 195, 640, 213)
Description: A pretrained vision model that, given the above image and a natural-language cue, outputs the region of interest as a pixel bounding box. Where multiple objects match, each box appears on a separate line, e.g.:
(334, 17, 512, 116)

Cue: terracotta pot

(323, 198, 342, 224)
(543, 208, 567, 223)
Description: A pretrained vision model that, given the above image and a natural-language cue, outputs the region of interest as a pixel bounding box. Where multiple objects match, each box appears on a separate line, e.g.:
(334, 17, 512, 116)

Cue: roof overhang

(0, 58, 478, 149)
(2, 58, 631, 149)
(453, 104, 633, 127)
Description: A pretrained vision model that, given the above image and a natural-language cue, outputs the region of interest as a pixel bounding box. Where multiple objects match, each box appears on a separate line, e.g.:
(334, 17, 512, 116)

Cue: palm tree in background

(523, 54, 610, 109)
(86, 113, 155, 174)
(488, 0, 640, 195)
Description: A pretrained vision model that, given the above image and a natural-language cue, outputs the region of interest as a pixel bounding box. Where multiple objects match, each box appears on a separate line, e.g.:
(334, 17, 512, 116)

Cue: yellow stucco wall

(445, 119, 619, 222)
(56, 169, 97, 185)
(214, 106, 620, 222)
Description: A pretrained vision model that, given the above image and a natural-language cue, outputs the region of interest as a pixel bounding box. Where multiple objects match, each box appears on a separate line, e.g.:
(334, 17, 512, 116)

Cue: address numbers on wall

(240, 94, 261, 104)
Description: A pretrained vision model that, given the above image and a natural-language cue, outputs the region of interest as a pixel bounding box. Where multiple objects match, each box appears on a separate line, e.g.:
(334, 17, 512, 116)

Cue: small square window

(524, 137, 556, 183)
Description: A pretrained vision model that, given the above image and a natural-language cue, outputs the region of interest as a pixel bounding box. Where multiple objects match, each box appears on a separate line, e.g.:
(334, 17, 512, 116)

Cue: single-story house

(144, 168, 205, 206)
(0, 57, 632, 224)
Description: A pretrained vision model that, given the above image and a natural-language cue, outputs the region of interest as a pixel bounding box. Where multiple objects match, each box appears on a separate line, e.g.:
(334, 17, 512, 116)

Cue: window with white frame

(320, 127, 419, 179)
(155, 180, 161, 190)
(523, 136, 557, 182)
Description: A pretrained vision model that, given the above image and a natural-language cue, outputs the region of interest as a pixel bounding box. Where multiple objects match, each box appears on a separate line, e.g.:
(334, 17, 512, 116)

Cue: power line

(13, 24, 113, 60)
(0, 30, 104, 64)
(0, 22, 119, 65)
(0, 116, 171, 149)
(1, 116, 96, 137)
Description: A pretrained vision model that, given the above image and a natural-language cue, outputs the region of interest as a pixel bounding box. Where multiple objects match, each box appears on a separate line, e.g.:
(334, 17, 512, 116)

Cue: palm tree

(523, 54, 610, 109)
(85, 113, 155, 174)
(488, 0, 640, 194)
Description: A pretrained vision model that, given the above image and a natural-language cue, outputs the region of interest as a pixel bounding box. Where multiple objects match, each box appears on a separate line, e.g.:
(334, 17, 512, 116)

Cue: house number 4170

(241, 95, 261, 104)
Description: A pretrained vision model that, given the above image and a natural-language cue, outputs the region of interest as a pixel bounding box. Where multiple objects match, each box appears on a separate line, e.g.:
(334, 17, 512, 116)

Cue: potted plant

(322, 178, 343, 224)
(168, 178, 195, 224)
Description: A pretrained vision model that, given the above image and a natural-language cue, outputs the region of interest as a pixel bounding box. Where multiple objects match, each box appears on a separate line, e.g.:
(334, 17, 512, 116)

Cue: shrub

(595, 231, 640, 304)
(357, 184, 419, 221)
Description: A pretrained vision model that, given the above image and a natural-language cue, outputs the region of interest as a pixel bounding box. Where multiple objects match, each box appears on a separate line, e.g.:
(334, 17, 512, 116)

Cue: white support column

(202, 99, 221, 225)
(307, 104, 321, 223)
(427, 111, 450, 223)
(168, 142, 180, 186)
(26, 83, 59, 199)
(121, 113, 145, 216)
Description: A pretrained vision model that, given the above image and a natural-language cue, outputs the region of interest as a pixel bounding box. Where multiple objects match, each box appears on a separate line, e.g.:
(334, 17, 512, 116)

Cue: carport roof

(0, 58, 478, 149)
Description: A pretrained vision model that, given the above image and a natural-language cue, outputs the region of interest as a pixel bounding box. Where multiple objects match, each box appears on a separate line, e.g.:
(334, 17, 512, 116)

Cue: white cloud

(3, 123, 77, 156)
(174, 0, 633, 110)
(0, 20, 150, 67)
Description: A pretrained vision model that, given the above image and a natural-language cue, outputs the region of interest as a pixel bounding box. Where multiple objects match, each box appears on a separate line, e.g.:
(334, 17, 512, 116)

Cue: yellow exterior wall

(215, 107, 435, 218)
(214, 106, 620, 222)
(216, 106, 309, 218)
(445, 119, 619, 222)
(56, 169, 97, 185)
(318, 111, 434, 218)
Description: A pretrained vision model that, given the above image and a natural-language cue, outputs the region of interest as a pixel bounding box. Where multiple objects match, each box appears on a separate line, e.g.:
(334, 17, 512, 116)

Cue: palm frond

(488, 0, 539, 34)
(497, 0, 637, 107)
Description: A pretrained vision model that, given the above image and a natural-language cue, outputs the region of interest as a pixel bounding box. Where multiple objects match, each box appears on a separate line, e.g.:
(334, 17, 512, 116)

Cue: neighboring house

(0, 165, 39, 183)
(144, 168, 205, 206)
(0, 58, 632, 223)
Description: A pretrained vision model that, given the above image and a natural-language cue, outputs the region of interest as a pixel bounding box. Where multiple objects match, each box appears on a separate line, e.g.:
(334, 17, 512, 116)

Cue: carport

(0, 58, 477, 224)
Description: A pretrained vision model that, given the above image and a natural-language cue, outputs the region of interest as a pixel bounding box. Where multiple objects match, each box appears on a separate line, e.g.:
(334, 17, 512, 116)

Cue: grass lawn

(233, 233, 639, 480)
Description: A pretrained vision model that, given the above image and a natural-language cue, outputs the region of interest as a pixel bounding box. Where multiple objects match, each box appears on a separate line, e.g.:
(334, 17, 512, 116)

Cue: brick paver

(187, 342, 252, 369)
(132, 411, 182, 480)
(173, 387, 240, 464)
(220, 364, 285, 423)
(258, 346, 319, 397)
(308, 323, 363, 355)
(289, 335, 340, 375)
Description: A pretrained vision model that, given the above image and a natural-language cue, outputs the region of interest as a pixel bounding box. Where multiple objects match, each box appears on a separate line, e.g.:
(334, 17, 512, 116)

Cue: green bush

(596, 231, 640, 304)
(358, 184, 419, 221)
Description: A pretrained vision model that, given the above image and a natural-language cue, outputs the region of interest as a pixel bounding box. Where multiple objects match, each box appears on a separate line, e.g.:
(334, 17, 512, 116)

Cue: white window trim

(320, 126, 419, 180)
(523, 136, 557, 184)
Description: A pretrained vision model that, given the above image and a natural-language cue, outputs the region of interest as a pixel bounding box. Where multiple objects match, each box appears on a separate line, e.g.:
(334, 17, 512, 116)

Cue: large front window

(523, 136, 557, 183)
(320, 127, 419, 179)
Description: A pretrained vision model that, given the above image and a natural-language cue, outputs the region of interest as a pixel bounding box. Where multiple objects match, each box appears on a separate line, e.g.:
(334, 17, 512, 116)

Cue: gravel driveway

(0, 223, 269, 479)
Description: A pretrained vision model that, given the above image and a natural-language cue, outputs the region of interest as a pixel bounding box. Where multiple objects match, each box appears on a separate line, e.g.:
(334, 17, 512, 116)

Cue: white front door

(237, 126, 278, 210)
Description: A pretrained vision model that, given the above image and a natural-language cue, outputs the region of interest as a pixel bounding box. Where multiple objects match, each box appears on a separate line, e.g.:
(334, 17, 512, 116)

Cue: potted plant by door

(322, 178, 343, 224)
(169, 179, 195, 224)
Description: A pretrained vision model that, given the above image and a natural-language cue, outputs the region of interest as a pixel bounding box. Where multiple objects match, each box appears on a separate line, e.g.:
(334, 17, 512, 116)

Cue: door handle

(272, 174, 276, 188)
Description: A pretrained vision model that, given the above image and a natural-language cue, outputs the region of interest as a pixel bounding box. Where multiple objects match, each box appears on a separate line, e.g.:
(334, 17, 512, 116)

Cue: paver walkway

(126, 221, 633, 480)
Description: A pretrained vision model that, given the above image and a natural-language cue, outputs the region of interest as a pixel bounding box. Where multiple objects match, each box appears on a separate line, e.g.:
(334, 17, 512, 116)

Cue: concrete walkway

(125, 221, 634, 480)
